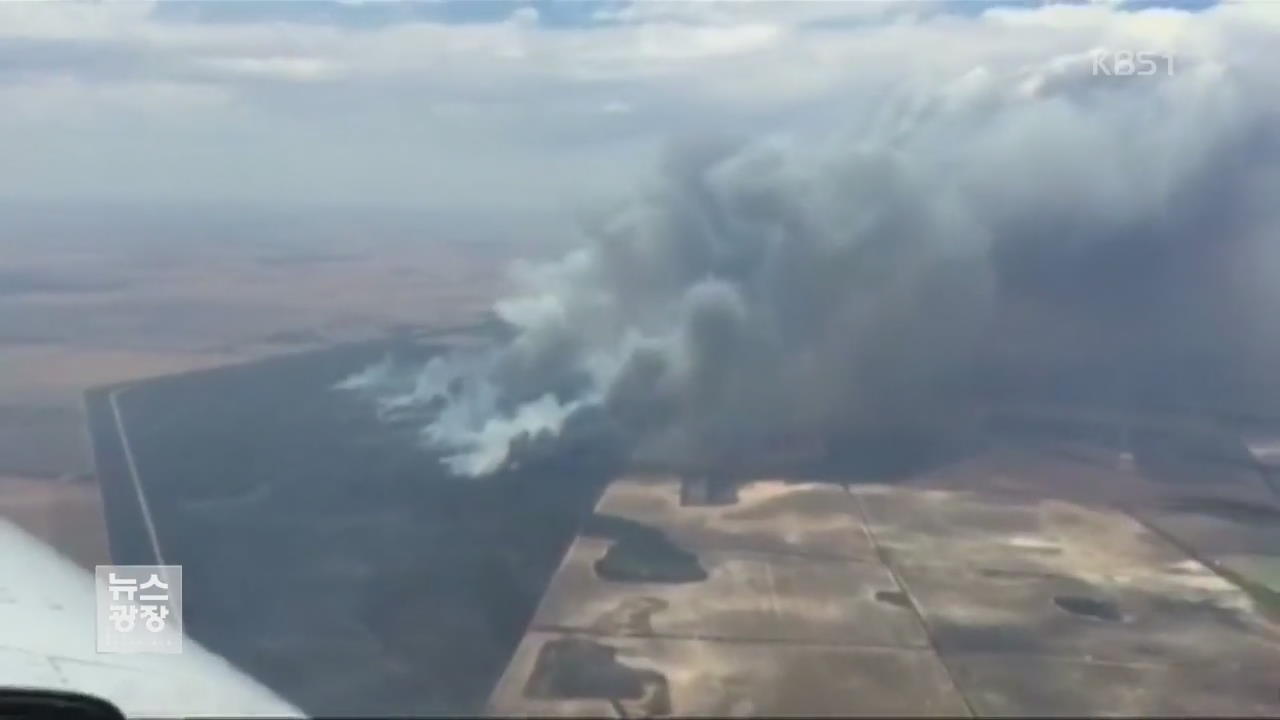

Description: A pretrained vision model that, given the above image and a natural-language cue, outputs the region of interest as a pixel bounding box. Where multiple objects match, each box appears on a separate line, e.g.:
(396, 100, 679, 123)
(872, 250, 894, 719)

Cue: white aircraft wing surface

(0, 519, 304, 718)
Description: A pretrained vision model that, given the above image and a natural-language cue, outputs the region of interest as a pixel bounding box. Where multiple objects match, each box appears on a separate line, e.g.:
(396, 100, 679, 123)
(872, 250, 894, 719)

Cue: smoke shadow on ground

(809, 427, 987, 486)
(524, 636, 672, 717)
(584, 514, 709, 584)
(1130, 423, 1264, 486)
(1160, 496, 1280, 525)
(973, 403, 1280, 501)
(625, 425, 987, 495)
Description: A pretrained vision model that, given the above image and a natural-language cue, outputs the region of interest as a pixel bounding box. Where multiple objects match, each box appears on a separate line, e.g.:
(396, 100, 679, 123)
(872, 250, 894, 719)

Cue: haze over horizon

(4, 0, 1267, 214)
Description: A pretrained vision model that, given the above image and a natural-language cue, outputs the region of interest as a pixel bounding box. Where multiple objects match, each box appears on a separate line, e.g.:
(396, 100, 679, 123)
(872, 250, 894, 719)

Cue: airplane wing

(0, 518, 304, 719)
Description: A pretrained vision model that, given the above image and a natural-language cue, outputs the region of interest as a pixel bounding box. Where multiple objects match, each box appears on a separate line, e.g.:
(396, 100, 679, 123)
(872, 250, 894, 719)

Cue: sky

(0, 0, 1272, 215)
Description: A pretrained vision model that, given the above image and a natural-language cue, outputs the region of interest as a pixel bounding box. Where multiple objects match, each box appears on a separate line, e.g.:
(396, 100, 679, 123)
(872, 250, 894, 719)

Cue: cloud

(0, 0, 1269, 212)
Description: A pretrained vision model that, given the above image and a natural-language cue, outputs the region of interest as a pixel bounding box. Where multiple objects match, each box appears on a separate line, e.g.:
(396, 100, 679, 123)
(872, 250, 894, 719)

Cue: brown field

(0, 475, 110, 570)
(0, 206, 540, 478)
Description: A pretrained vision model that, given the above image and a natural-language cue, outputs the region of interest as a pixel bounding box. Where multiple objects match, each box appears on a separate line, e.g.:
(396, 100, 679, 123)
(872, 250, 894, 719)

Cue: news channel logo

(1092, 50, 1175, 77)
(95, 565, 183, 654)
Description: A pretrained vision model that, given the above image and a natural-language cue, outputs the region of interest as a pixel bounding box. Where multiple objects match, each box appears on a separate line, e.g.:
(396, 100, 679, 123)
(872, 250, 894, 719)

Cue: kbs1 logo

(1092, 51, 1175, 77)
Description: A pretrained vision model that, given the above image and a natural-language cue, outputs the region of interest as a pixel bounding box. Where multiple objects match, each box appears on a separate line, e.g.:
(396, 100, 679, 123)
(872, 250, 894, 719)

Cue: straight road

(83, 384, 163, 566)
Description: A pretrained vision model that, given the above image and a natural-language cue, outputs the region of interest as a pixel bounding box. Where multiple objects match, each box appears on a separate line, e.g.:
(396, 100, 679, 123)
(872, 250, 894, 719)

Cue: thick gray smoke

(340, 46, 1280, 478)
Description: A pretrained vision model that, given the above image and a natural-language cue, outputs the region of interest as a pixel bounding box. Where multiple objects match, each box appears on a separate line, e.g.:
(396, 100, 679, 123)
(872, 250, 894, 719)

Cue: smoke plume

(340, 40, 1280, 478)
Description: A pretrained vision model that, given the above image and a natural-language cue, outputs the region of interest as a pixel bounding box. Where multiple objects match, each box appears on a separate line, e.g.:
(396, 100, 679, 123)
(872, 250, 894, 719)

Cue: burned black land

(87, 332, 616, 717)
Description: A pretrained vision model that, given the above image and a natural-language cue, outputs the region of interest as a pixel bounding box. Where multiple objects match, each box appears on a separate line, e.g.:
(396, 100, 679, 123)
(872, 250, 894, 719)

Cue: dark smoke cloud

(340, 43, 1280, 477)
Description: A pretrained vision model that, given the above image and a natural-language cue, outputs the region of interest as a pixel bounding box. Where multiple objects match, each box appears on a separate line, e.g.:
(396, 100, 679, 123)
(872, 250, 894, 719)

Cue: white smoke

(339, 9, 1280, 478)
